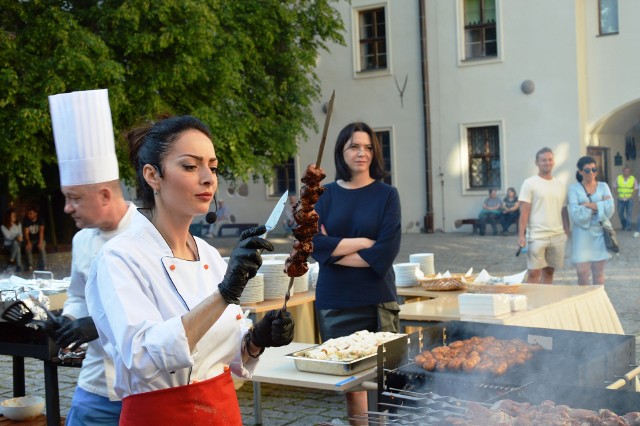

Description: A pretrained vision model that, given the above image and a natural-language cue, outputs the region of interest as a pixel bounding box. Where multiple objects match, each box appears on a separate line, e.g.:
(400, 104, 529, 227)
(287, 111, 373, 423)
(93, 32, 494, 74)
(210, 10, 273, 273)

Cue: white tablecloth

(400, 284, 624, 335)
(493, 286, 623, 333)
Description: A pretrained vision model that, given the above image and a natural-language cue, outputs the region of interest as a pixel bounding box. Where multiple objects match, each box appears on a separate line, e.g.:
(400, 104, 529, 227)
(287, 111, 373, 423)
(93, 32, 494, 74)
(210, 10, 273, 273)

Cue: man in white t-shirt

(518, 147, 570, 284)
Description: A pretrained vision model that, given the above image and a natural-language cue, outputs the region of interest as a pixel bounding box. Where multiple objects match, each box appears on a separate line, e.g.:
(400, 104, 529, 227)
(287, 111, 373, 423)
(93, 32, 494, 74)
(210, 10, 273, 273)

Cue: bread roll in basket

(418, 273, 474, 291)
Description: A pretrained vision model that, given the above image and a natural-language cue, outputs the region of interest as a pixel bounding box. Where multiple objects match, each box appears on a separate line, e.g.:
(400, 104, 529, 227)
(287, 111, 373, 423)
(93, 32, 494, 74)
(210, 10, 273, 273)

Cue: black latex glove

(218, 225, 274, 304)
(250, 310, 295, 348)
(54, 317, 99, 350)
(32, 314, 71, 339)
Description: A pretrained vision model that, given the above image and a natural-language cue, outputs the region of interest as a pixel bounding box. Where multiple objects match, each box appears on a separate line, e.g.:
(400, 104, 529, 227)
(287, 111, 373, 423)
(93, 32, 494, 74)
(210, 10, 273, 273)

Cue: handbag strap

(580, 183, 604, 225)
(580, 182, 592, 201)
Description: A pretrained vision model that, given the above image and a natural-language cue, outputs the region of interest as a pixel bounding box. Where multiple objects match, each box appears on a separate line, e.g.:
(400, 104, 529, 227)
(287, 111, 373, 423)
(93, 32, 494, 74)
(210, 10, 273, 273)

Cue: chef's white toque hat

(49, 89, 119, 186)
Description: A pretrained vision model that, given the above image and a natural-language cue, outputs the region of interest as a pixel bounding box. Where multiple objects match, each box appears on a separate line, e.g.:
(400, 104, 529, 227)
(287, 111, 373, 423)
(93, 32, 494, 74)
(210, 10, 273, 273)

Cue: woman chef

(86, 115, 294, 425)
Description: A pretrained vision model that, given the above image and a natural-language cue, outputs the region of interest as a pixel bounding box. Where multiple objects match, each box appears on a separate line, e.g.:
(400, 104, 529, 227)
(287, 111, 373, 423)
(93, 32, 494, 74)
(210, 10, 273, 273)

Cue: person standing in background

(22, 205, 47, 271)
(567, 156, 614, 285)
(312, 122, 401, 425)
(613, 166, 636, 232)
(1, 208, 23, 272)
(41, 89, 137, 425)
(518, 147, 570, 284)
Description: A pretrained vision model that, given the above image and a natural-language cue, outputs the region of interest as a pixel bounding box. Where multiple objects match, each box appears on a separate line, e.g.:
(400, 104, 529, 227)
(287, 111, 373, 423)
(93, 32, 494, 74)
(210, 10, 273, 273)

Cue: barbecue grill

(370, 321, 640, 423)
(0, 320, 58, 359)
(0, 316, 81, 426)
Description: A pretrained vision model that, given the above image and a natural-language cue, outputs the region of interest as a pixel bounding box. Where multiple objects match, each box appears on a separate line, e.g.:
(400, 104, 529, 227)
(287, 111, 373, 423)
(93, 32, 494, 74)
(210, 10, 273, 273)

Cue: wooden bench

(217, 223, 259, 237)
(455, 217, 518, 235)
(454, 218, 480, 234)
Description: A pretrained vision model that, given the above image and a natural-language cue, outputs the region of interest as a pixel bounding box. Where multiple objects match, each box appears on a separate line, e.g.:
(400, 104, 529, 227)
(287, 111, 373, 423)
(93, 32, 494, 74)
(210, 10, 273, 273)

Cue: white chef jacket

(86, 210, 258, 399)
(62, 202, 137, 400)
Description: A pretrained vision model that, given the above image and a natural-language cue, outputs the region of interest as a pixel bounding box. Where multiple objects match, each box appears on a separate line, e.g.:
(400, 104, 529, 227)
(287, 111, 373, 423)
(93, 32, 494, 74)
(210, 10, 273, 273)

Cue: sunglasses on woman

(582, 167, 598, 174)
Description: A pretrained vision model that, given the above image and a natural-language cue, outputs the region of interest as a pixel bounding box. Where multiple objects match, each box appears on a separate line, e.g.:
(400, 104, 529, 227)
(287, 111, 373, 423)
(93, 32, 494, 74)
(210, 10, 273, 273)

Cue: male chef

(47, 89, 136, 425)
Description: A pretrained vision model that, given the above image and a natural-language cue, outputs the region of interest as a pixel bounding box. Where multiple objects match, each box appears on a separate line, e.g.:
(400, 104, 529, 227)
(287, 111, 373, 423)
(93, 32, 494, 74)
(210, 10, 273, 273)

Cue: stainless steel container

(286, 333, 409, 376)
(285, 346, 379, 376)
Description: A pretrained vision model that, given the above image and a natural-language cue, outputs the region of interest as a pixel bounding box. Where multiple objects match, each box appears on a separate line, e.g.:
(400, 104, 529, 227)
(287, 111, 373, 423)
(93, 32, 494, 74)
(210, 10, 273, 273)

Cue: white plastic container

(458, 293, 511, 317)
(508, 295, 528, 312)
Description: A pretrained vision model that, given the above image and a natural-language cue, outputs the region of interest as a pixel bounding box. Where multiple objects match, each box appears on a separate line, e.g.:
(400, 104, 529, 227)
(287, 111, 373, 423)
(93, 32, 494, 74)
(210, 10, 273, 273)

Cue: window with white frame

(358, 7, 387, 71)
(375, 130, 392, 185)
(467, 125, 501, 189)
(270, 157, 296, 197)
(463, 0, 497, 60)
(599, 0, 618, 35)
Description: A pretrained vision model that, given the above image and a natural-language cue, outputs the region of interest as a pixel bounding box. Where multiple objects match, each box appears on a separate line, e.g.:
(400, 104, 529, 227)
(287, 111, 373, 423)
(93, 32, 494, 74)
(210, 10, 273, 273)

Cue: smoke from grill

(374, 322, 639, 423)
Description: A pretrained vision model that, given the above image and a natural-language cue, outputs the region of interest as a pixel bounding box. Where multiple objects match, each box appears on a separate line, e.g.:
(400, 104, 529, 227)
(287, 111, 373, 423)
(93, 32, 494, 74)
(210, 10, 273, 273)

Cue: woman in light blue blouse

(567, 156, 614, 285)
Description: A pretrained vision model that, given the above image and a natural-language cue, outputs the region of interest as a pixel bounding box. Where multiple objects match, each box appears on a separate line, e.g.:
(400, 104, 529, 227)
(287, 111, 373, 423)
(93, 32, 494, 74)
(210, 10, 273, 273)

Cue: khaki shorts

(527, 233, 567, 270)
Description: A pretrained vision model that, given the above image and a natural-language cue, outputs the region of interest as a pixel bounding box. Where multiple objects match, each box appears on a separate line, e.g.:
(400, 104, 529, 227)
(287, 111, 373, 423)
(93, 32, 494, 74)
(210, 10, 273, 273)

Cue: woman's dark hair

(126, 115, 212, 209)
(2, 208, 15, 229)
(504, 187, 517, 202)
(575, 155, 597, 182)
(334, 122, 387, 181)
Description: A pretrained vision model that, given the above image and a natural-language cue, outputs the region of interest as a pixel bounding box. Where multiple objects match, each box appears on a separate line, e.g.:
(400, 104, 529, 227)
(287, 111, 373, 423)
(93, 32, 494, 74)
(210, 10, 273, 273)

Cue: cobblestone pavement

(1, 230, 639, 425)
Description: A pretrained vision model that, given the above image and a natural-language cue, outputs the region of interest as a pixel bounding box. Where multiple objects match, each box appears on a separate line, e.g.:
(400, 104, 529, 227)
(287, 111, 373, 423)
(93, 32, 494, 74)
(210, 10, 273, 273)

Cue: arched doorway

(589, 100, 640, 229)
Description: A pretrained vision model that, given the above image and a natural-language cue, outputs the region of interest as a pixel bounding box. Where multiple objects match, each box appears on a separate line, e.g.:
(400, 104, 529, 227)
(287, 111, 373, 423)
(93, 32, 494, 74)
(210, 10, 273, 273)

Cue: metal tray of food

(285, 346, 379, 376)
(285, 333, 408, 376)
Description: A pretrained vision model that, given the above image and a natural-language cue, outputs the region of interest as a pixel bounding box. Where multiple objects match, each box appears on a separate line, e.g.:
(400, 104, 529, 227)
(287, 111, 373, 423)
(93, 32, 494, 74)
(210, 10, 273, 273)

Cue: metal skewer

(282, 277, 296, 313)
(282, 90, 335, 313)
(315, 89, 335, 169)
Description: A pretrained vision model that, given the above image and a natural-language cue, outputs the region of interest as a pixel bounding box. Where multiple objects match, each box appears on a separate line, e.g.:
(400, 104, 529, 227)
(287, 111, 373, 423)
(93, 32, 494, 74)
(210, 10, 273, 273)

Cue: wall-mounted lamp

(521, 80, 535, 95)
(615, 152, 623, 166)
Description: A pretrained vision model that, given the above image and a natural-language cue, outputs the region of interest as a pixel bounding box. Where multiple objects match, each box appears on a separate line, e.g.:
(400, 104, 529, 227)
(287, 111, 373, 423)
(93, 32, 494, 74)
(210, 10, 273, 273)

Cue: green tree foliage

(0, 0, 344, 197)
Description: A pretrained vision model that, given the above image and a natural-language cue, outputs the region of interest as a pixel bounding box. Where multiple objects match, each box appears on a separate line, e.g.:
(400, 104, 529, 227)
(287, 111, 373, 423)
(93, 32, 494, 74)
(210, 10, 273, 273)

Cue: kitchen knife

(261, 190, 289, 239)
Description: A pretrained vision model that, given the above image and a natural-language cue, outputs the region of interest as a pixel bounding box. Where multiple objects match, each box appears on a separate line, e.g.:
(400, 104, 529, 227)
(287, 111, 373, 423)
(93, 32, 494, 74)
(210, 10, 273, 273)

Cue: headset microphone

(205, 212, 217, 224)
(205, 193, 219, 224)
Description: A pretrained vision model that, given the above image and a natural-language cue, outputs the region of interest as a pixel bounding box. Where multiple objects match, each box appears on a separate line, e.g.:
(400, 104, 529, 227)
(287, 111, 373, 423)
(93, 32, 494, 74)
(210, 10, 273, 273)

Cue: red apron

(119, 370, 242, 425)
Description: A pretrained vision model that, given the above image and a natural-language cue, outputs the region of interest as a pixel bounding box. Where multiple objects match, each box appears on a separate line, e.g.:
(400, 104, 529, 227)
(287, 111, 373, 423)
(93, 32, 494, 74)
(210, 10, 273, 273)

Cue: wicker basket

(419, 276, 468, 291)
(466, 283, 521, 294)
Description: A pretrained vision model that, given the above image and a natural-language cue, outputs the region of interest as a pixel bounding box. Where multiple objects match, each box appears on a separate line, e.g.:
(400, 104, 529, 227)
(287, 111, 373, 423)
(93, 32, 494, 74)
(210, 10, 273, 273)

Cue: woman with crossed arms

(567, 155, 614, 285)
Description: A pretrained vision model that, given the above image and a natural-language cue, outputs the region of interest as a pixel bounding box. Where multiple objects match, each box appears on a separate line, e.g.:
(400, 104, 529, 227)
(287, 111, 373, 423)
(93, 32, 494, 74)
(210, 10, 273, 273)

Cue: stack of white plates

(259, 259, 292, 300)
(409, 253, 435, 276)
(239, 273, 264, 304)
(273, 253, 290, 261)
(393, 263, 423, 287)
(308, 263, 319, 289)
(293, 270, 309, 293)
(261, 254, 277, 261)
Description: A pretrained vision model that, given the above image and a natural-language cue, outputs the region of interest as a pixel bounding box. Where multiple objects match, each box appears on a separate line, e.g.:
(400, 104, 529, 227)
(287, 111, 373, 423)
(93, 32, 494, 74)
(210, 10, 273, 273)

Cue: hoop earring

(154, 190, 159, 195)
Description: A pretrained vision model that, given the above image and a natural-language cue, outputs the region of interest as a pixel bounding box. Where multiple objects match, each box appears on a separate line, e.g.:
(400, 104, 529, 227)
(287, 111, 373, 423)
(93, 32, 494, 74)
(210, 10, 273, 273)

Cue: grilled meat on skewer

(284, 164, 325, 278)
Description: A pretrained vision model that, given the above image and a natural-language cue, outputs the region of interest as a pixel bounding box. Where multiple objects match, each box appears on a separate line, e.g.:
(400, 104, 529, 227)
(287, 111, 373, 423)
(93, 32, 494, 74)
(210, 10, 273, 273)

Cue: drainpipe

(418, 0, 434, 233)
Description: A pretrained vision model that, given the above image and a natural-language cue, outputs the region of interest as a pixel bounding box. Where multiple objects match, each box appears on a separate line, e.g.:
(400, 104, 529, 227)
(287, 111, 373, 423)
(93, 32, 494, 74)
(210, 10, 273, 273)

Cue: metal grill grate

(364, 390, 473, 425)
(376, 322, 637, 416)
